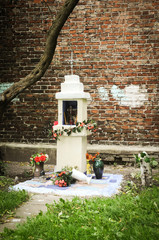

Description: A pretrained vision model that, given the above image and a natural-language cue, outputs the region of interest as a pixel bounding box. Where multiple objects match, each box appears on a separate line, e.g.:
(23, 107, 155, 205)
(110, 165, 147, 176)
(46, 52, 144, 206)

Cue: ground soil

(2, 161, 159, 192)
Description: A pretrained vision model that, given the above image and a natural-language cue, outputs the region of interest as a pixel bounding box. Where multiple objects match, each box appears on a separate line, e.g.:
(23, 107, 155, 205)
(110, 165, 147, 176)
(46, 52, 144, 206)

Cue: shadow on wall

(0, 144, 56, 165)
(0, 148, 5, 175)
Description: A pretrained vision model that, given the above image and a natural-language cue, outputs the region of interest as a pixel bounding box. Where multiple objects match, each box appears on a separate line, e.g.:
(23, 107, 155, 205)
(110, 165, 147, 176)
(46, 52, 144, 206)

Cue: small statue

(64, 105, 77, 125)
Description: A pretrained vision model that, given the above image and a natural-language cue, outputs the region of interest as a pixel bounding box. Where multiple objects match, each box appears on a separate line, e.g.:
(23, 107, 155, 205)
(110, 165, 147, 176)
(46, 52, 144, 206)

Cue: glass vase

(93, 159, 104, 179)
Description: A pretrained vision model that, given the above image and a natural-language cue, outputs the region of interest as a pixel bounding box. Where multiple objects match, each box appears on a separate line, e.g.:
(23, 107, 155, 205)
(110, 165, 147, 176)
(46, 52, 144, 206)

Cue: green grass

(0, 189, 29, 219)
(0, 176, 29, 219)
(1, 186, 159, 240)
(0, 176, 14, 191)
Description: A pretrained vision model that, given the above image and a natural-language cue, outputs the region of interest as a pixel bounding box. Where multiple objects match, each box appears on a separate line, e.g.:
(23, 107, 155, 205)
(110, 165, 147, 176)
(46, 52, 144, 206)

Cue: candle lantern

(54, 75, 91, 172)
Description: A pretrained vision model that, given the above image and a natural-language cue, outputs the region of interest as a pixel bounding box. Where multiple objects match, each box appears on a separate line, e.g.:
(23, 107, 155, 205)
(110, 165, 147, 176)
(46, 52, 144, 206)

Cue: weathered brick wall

(0, 0, 159, 146)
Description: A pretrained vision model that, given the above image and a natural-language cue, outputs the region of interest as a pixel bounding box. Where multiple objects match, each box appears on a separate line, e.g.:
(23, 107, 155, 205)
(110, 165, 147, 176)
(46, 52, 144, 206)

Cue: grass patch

(0, 176, 29, 219)
(0, 189, 29, 219)
(1, 186, 158, 240)
(0, 176, 14, 191)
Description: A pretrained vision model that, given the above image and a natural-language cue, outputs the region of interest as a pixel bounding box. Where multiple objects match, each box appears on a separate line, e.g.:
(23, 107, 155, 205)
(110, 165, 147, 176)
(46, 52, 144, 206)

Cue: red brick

(0, 0, 158, 146)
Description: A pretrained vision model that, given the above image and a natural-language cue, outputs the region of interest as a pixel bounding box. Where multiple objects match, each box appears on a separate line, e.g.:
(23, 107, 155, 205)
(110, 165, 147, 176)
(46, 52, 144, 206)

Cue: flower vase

(34, 162, 45, 177)
(93, 160, 104, 179)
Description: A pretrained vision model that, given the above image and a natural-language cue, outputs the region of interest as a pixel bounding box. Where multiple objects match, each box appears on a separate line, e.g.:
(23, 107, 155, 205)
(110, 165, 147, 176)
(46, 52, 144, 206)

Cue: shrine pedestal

(56, 135, 87, 172)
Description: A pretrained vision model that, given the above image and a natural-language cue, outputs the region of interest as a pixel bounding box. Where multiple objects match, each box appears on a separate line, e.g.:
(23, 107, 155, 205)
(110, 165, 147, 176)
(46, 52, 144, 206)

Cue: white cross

(70, 52, 74, 75)
(67, 52, 78, 75)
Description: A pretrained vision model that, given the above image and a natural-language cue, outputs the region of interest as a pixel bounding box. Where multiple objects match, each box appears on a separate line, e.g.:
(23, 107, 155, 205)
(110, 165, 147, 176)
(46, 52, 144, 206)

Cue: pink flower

(55, 180, 59, 185)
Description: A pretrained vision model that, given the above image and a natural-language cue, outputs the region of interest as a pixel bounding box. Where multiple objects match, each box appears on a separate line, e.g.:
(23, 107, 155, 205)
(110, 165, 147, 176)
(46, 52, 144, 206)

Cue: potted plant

(30, 153, 49, 177)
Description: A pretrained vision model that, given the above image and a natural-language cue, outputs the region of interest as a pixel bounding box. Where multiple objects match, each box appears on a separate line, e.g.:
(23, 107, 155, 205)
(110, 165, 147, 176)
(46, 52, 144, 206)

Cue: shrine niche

(63, 101, 77, 125)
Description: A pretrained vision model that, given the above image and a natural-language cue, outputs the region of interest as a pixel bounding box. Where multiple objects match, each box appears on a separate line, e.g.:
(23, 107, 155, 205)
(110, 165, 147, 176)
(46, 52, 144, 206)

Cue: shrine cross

(67, 52, 80, 75)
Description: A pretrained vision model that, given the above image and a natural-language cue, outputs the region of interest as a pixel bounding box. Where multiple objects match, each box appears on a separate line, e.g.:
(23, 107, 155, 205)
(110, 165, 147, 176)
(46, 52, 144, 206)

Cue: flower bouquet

(30, 153, 49, 166)
(30, 153, 49, 177)
(86, 152, 100, 162)
(86, 153, 96, 175)
(52, 171, 73, 187)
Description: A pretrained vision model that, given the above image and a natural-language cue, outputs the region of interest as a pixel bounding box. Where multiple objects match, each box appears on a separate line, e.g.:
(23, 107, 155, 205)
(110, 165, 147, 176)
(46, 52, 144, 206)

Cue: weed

(123, 180, 138, 194)
(113, 162, 117, 167)
(131, 172, 141, 180)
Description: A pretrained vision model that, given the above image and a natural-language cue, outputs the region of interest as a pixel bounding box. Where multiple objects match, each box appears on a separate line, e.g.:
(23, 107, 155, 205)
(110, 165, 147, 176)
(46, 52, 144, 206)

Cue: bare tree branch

(0, 0, 79, 115)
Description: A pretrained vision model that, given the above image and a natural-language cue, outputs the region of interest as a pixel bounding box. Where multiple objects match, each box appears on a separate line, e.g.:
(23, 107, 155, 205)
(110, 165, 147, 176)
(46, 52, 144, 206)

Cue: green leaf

(72, 128, 76, 133)
(77, 127, 81, 132)
(67, 131, 72, 136)
(144, 157, 150, 163)
(141, 152, 147, 158)
(151, 160, 158, 168)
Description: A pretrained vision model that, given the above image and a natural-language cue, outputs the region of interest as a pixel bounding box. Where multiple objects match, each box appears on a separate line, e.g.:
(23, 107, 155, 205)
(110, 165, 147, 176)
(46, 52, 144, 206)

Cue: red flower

(88, 125, 94, 130)
(86, 152, 100, 162)
(34, 156, 40, 162)
(86, 153, 93, 160)
(40, 155, 46, 162)
(80, 122, 85, 127)
(58, 171, 66, 177)
(54, 121, 58, 126)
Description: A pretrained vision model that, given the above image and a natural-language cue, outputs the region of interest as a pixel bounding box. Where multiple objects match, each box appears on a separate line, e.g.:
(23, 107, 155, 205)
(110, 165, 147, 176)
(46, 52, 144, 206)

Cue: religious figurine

(64, 105, 77, 125)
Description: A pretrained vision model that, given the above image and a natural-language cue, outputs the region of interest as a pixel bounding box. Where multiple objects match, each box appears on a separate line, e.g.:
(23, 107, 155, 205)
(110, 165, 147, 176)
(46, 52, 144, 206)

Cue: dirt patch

(2, 161, 159, 192)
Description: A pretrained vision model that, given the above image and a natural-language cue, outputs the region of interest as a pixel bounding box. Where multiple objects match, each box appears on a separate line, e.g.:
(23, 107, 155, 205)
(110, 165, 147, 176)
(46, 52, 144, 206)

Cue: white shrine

(54, 75, 91, 172)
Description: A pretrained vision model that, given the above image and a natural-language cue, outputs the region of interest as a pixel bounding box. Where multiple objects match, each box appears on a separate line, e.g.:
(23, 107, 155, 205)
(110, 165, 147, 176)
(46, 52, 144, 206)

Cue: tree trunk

(0, 0, 79, 116)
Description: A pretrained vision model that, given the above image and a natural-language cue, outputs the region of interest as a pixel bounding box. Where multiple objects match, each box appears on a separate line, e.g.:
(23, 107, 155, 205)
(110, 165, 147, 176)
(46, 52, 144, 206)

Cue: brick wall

(0, 0, 159, 147)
